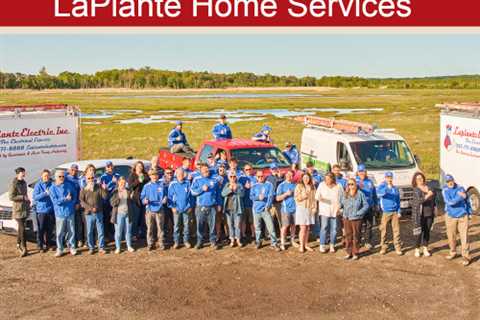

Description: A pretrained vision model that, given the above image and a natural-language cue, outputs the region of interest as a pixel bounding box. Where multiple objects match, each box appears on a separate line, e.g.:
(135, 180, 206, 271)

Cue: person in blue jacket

(100, 161, 120, 240)
(32, 169, 54, 252)
(355, 164, 378, 251)
(442, 175, 472, 266)
(304, 162, 323, 187)
(141, 169, 167, 251)
(191, 164, 219, 250)
(377, 172, 403, 256)
(276, 170, 298, 251)
(168, 121, 194, 154)
(66, 163, 84, 247)
(332, 164, 347, 190)
(160, 167, 175, 247)
(239, 164, 256, 241)
(283, 142, 299, 166)
(212, 114, 232, 140)
(250, 170, 280, 251)
(168, 168, 193, 249)
(252, 125, 273, 143)
(49, 169, 78, 257)
(213, 165, 228, 240)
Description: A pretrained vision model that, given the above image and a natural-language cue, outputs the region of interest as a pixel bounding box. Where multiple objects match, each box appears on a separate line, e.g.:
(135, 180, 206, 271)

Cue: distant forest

(1, 67, 480, 90)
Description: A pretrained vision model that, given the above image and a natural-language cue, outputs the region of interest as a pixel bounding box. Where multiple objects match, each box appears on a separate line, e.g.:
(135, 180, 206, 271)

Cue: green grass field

(1, 87, 480, 178)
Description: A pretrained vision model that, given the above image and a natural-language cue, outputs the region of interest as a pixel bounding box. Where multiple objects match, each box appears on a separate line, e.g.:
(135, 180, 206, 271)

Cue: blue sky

(1, 34, 479, 78)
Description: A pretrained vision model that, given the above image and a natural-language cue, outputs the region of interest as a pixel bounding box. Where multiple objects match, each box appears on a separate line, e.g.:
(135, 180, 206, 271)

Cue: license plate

(400, 201, 410, 209)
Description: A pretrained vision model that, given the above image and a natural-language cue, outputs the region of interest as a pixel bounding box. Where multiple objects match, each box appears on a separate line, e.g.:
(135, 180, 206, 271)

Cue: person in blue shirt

(355, 164, 378, 251)
(180, 157, 194, 181)
(168, 121, 194, 154)
(238, 164, 256, 241)
(304, 162, 323, 187)
(160, 167, 175, 247)
(49, 169, 78, 257)
(216, 150, 229, 170)
(66, 163, 84, 247)
(206, 153, 218, 175)
(276, 170, 298, 251)
(250, 171, 280, 251)
(252, 125, 273, 143)
(227, 158, 243, 178)
(168, 168, 193, 249)
(141, 169, 167, 251)
(442, 175, 472, 266)
(283, 142, 300, 166)
(212, 114, 233, 140)
(100, 161, 121, 241)
(221, 171, 245, 248)
(32, 169, 54, 252)
(332, 164, 347, 190)
(376, 172, 403, 256)
(213, 165, 228, 240)
(191, 164, 220, 250)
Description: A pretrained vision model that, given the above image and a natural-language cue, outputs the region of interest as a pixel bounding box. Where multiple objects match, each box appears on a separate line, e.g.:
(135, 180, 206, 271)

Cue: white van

(298, 117, 421, 212)
(438, 103, 480, 215)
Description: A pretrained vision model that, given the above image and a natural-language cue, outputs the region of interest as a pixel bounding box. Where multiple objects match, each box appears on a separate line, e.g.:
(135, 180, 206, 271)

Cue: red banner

(0, 0, 479, 27)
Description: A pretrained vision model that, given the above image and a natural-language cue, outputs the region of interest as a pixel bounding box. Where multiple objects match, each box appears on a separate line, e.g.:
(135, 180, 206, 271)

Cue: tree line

(1, 67, 480, 90)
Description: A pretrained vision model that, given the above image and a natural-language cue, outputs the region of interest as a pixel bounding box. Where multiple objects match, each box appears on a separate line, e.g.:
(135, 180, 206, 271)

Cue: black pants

(103, 202, 114, 240)
(75, 208, 86, 244)
(36, 213, 55, 248)
(163, 207, 174, 245)
(416, 215, 434, 248)
(15, 218, 27, 249)
(362, 208, 374, 245)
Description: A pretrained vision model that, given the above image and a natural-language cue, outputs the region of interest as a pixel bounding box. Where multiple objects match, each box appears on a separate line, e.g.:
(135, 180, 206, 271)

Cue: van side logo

(444, 124, 453, 151)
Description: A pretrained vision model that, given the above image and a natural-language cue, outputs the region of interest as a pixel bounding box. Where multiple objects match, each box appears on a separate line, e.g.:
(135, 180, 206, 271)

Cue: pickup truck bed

(158, 147, 195, 170)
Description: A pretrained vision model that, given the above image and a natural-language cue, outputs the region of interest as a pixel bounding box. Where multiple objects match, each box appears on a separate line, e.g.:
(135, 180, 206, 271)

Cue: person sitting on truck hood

(442, 175, 472, 266)
(49, 169, 78, 257)
(376, 172, 403, 256)
(252, 125, 273, 144)
(33, 169, 54, 252)
(212, 114, 233, 140)
(168, 121, 194, 155)
(191, 164, 219, 250)
(168, 168, 193, 249)
(332, 164, 347, 189)
(283, 142, 299, 165)
(9, 167, 30, 258)
(355, 164, 377, 251)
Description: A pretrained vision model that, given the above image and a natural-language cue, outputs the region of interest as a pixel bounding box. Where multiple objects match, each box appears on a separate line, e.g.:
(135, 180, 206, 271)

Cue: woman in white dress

(295, 173, 317, 253)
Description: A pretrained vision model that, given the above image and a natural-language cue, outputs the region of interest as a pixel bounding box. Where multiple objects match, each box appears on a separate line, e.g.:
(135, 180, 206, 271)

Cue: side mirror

(414, 154, 421, 166)
(339, 159, 351, 171)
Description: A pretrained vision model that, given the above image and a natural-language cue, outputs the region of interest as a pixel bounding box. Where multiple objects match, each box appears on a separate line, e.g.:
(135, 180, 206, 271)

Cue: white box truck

(438, 103, 480, 215)
(297, 116, 421, 212)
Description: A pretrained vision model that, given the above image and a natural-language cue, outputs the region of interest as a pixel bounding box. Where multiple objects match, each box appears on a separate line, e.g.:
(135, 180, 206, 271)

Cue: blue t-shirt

(276, 181, 296, 214)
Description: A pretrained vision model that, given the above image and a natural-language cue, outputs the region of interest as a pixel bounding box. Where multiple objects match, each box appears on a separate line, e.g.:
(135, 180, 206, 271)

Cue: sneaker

(423, 246, 431, 257)
(329, 245, 336, 253)
(115, 249, 121, 254)
(70, 249, 78, 256)
(99, 248, 107, 255)
(352, 255, 359, 261)
(291, 240, 300, 248)
(185, 243, 192, 249)
(173, 243, 180, 250)
(344, 255, 352, 260)
(280, 244, 286, 251)
(319, 245, 327, 253)
(414, 248, 421, 258)
(462, 259, 471, 267)
(379, 249, 387, 255)
(127, 247, 135, 253)
(55, 250, 63, 258)
(396, 249, 404, 256)
(446, 253, 457, 260)
(365, 243, 373, 251)
(88, 249, 95, 255)
(255, 242, 262, 250)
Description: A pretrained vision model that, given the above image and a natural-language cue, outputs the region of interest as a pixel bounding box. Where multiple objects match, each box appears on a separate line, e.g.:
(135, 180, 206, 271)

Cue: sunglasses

(166, 172, 173, 175)
(58, 176, 65, 178)
(257, 176, 265, 178)
(348, 183, 356, 186)
(245, 168, 252, 171)
(87, 177, 94, 180)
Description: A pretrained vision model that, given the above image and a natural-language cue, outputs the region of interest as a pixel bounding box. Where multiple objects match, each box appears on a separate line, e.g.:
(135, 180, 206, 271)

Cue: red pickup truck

(158, 138, 291, 174)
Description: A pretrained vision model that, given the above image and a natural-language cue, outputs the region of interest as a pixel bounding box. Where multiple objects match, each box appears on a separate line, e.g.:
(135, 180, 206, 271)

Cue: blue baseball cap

(70, 164, 79, 170)
(106, 161, 113, 167)
(357, 164, 366, 172)
(445, 174, 454, 182)
(262, 125, 272, 132)
(385, 171, 393, 178)
(175, 120, 183, 125)
(270, 163, 279, 170)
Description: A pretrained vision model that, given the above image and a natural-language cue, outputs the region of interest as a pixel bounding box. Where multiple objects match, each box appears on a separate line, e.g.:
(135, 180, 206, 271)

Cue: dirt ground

(0, 215, 479, 320)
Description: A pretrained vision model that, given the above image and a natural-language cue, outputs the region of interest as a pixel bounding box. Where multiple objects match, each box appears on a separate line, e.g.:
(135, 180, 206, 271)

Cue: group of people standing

(9, 156, 473, 266)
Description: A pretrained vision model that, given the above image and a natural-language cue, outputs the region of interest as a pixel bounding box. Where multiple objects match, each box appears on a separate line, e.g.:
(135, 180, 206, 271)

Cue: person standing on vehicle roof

(9, 167, 30, 257)
(355, 164, 378, 251)
(33, 169, 54, 253)
(239, 164, 256, 241)
(442, 175, 472, 266)
(100, 161, 120, 241)
(252, 125, 273, 144)
(213, 164, 228, 242)
(212, 114, 233, 140)
(79, 172, 109, 255)
(332, 164, 347, 190)
(191, 164, 220, 250)
(266, 163, 284, 234)
(250, 170, 280, 251)
(49, 169, 78, 257)
(276, 170, 298, 251)
(168, 121, 194, 155)
(67, 164, 84, 248)
(377, 172, 403, 256)
(168, 168, 193, 249)
(222, 171, 245, 248)
(128, 161, 149, 241)
(141, 169, 167, 251)
(283, 142, 300, 166)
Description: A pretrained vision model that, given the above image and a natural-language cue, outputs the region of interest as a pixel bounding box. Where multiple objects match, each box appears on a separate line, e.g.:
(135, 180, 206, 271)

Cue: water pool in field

(111, 93, 325, 99)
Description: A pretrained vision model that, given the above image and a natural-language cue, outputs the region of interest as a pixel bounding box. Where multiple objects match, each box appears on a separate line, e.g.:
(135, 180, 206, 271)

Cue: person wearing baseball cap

(442, 174, 472, 266)
(66, 163, 83, 247)
(376, 171, 403, 256)
(355, 164, 378, 251)
(168, 120, 194, 155)
(283, 142, 300, 167)
(212, 114, 233, 140)
(9, 167, 29, 257)
(252, 125, 273, 144)
(266, 162, 284, 234)
(100, 161, 121, 241)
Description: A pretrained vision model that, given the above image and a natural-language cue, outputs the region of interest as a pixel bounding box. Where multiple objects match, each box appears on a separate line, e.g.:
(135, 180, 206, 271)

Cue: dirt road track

(1, 216, 479, 320)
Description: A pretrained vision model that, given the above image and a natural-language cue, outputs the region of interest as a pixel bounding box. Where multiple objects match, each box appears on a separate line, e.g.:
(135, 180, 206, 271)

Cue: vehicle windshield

(231, 147, 291, 169)
(350, 140, 415, 170)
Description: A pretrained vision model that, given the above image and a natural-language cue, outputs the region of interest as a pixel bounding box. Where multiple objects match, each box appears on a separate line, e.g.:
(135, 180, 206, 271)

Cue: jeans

(253, 211, 278, 246)
(102, 202, 114, 240)
(36, 213, 54, 248)
(320, 215, 338, 245)
(312, 214, 320, 239)
(56, 215, 76, 252)
(115, 213, 132, 250)
(225, 210, 242, 240)
(195, 206, 216, 246)
(85, 213, 105, 250)
(173, 210, 190, 245)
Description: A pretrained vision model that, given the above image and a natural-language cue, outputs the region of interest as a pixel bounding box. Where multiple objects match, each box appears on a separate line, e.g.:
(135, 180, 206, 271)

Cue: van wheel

(467, 188, 480, 216)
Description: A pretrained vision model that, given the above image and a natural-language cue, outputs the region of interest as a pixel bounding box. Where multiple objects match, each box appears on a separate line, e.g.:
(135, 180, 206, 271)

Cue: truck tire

(467, 188, 480, 216)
